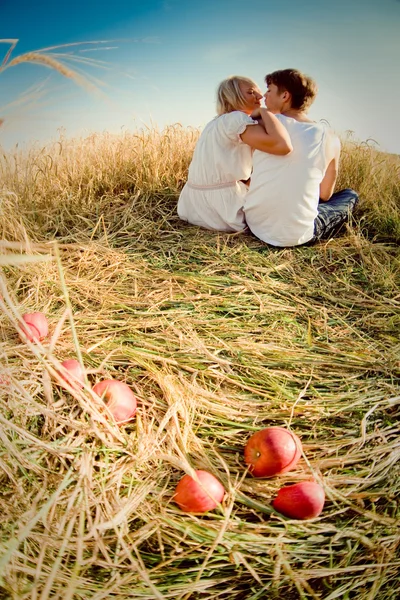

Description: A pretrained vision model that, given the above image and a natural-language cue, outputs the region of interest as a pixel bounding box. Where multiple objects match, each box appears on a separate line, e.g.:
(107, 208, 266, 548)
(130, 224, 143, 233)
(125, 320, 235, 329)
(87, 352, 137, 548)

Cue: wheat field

(0, 123, 399, 600)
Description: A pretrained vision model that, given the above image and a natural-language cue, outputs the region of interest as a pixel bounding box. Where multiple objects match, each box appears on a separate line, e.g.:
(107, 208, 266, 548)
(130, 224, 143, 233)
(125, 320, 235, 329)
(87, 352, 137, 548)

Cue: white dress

(243, 115, 328, 246)
(177, 111, 258, 232)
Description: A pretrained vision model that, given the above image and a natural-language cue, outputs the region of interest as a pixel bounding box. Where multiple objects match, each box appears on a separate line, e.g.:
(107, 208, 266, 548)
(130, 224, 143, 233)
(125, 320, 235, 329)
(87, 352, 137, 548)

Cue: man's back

(244, 115, 329, 247)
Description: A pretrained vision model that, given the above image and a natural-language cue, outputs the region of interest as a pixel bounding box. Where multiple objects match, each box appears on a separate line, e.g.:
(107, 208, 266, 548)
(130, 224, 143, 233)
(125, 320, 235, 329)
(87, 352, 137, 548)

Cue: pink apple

(272, 481, 325, 519)
(244, 427, 302, 478)
(92, 379, 137, 424)
(59, 359, 85, 390)
(174, 470, 225, 513)
(20, 312, 49, 342)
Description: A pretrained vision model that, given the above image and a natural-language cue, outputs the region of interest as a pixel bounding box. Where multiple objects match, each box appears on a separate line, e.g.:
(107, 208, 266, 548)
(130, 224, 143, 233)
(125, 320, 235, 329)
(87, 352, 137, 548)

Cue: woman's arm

(240, 108, 292, 155)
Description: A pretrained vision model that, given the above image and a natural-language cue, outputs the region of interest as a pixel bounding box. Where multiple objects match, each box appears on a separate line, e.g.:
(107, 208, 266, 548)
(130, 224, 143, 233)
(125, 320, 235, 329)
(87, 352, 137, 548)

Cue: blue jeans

(312, 188, 359, 241)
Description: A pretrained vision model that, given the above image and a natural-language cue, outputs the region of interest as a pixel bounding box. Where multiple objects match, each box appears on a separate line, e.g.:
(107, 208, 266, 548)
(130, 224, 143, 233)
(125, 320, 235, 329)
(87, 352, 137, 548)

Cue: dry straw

(0, 104, 399, 599)
(5, 52, 100, 95)
(0, 38, 116, 131)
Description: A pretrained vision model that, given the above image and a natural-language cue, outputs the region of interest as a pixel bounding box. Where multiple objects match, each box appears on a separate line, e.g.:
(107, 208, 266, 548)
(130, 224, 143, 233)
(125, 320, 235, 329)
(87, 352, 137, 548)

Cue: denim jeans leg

(313, 188, 359, 240)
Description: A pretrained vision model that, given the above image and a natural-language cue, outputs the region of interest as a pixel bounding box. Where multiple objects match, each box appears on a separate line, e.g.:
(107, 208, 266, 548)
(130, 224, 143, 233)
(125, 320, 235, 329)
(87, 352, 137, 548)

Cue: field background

(0, 126, 399, 599)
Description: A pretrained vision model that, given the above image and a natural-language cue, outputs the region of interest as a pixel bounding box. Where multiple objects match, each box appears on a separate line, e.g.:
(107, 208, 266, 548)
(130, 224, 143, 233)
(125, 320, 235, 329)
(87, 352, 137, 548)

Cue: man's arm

(240, 108, 292, 156)
(319, 132, 341, 201)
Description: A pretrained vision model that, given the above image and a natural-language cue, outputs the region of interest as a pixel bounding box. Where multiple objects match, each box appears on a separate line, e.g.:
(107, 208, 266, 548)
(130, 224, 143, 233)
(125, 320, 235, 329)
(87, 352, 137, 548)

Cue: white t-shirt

(177, 111, 257, 232)
(243, 115, 329, 246)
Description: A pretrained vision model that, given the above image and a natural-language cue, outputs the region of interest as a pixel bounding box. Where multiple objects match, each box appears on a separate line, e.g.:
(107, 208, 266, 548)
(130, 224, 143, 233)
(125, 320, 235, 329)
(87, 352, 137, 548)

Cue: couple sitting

(177, 68, 358, 247)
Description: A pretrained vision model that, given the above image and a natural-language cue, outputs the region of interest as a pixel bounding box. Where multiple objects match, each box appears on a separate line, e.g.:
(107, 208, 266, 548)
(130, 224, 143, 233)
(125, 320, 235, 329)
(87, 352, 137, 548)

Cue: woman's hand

(240, 110, 292, 156)
(250, 108, 262, 120)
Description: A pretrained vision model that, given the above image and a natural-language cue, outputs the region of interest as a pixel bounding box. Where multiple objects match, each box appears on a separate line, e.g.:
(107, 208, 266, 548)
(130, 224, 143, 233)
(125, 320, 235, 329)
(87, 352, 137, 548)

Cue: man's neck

(281, 108, 313, 123)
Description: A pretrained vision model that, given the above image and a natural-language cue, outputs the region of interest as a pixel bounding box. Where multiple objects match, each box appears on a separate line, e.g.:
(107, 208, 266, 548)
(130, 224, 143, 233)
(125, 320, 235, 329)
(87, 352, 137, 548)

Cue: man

(243, 68, 358, 247)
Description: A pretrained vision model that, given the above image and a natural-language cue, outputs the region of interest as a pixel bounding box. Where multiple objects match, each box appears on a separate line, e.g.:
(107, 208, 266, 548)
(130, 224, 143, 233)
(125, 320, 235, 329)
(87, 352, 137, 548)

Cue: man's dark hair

(265, 68, 318, 111)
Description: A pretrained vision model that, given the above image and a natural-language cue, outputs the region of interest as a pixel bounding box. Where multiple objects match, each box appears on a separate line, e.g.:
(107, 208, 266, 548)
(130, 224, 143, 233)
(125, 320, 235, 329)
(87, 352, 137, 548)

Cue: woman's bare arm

(240, 108, 292, 155)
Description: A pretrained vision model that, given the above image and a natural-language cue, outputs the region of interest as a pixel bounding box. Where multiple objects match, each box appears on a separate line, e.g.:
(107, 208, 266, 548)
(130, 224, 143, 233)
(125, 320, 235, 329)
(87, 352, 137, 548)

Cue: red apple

(20, 312, 49, 342)
(272, 481, 325, 519)
(244, 426, 302, 478)
(59, 359, 85, 390)
(92, 379, 137, 424)
(174, 470, 225, 513)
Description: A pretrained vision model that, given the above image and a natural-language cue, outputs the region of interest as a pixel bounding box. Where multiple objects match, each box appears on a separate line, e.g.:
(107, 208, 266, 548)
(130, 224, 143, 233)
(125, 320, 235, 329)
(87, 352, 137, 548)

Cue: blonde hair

(216, 76, 259, 116)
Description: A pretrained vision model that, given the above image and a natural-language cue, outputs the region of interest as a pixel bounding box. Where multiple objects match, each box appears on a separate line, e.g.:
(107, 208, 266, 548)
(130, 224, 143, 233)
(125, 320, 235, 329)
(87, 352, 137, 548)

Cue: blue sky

(1, 0, 399, 153)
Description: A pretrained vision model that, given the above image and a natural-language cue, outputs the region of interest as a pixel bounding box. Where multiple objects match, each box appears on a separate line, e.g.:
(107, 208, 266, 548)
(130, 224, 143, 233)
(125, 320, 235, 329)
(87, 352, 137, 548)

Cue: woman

(177, 75, 292, 232)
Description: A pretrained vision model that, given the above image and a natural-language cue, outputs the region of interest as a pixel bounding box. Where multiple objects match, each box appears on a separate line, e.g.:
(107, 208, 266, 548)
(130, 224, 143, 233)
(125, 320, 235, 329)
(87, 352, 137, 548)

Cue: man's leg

(313, 188, 359, 240)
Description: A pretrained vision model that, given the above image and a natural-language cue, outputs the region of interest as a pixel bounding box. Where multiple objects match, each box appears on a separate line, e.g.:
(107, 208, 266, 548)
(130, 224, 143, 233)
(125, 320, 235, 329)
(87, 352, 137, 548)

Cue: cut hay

(0, 126, 399, 599)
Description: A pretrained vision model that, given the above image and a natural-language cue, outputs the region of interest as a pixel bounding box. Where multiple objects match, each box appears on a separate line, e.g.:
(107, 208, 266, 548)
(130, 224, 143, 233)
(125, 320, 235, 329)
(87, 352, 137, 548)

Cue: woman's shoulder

(218, 111, 258, 135)
(220, 110, 254, 122)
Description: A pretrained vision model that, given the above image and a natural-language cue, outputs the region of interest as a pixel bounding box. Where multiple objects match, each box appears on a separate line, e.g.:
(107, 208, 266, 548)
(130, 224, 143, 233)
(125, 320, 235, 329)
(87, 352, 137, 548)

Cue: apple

(59, 359, 85, 390)
(174, 470, 225, 513)
(20, 312, 49, 342)
(244, 426, 302, 477)
(272, 481, 325, 520)
(92, 379, 137, 424)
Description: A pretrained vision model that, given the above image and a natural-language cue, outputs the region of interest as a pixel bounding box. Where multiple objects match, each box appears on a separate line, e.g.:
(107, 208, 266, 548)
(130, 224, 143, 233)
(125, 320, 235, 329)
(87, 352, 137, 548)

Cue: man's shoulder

(305, 121, 340, 149)
(320, 129, 341, 165)
(325, 128, 341, 150)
